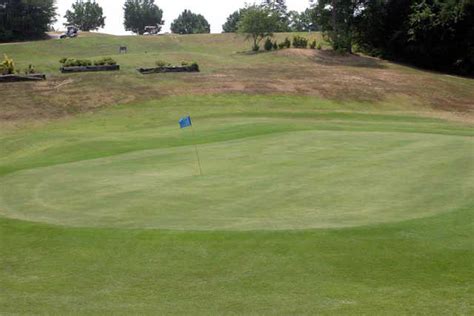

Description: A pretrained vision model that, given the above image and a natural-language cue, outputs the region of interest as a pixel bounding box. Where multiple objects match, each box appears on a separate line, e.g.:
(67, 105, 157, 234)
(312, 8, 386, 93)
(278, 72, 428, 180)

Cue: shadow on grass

(312, 50, 386, 69)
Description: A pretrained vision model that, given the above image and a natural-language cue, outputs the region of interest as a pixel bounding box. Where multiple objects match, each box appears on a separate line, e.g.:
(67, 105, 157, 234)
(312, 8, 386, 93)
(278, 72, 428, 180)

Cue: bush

(189, 61, 199, 72)
(79, 59, 92, 66)
(156, 60, 167, 67)
(310, 40, 317, 49)
(278, 42, 287, 49)
(317, 43, 322, 50)
(155, 60, 199, 71)
(264, 38, 273, 51)
(284, 37, 291, 48)
(94, 57, 116, 66)
(252, 43, 260, 52)
(60, 57, 116, 67)
(0, 54, 16, 75)
(273, 41, 278, 50)
(60, 58, 93, 67)
(24, 64, 36, 74)
(293, 35, 308, 48)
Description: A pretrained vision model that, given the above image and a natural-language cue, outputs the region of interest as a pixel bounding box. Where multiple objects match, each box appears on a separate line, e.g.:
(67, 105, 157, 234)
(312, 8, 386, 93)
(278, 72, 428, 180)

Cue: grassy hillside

(1, 33, 473, 123)
(0, 33, 473, 314)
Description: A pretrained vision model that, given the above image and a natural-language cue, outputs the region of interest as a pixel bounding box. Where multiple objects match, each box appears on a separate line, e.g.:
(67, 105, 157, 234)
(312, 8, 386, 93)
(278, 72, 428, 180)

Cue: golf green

(1, 120, 472, 230)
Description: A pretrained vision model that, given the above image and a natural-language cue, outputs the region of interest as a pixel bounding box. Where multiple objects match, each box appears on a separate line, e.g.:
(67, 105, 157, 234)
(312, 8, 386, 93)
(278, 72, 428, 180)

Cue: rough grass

(0, 34, 473, 314)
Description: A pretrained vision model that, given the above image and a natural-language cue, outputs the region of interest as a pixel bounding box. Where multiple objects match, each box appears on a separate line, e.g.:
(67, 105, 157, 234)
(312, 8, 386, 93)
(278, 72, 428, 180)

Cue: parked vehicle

(60, 26, 79, 39)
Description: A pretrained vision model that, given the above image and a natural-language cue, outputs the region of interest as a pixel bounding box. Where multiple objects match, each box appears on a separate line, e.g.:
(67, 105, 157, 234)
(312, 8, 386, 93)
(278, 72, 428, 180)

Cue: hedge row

(260, 36, 322, 52)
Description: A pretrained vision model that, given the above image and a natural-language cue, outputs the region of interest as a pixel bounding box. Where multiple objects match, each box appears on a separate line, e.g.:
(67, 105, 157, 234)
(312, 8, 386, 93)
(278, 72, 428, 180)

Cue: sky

(54, 0, 312, 35)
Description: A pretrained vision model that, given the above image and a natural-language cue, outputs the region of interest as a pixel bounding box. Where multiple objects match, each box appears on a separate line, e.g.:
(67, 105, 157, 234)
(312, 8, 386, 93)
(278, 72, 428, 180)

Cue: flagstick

(190, 124, 203, 176)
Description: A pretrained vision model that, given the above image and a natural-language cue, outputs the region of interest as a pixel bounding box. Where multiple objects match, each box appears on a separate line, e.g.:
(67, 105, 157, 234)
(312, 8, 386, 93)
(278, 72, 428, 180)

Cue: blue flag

(179, 116, 192, 129)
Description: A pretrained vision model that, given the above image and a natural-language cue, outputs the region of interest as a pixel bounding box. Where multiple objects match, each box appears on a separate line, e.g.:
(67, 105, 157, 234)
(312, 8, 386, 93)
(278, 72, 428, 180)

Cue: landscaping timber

(0, 74, 46, 82)
(60, 65, 120, 73)
(137, 65, 199, 74)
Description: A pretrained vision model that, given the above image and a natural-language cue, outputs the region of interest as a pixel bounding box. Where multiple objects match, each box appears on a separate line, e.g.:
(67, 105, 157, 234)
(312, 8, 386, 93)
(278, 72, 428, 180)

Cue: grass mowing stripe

(1, 205, 473, 314)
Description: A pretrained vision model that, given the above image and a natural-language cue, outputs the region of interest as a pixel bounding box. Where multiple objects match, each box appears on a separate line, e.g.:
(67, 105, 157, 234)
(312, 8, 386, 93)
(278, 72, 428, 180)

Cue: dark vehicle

(60, 26, 79, 39)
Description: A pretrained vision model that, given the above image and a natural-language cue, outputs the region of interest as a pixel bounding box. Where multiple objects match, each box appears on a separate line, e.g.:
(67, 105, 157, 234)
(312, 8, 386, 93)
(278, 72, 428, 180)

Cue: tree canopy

(0, 0, 57, 42)
(288, 9, 317, 32)
(64, 0, 105, 31)
(123, 0, 164, 35)
(222, 8, 248, 33)
(237, 5, 280, 51)
(261, 0, 291, 32)
(311, 0, 474, 74)
(170, 10, 210, 34)
(312, 0, 362, 53)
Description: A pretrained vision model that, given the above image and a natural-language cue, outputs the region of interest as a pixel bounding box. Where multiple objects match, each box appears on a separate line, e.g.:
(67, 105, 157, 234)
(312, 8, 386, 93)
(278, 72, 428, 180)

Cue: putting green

(1, 128, 472, 230)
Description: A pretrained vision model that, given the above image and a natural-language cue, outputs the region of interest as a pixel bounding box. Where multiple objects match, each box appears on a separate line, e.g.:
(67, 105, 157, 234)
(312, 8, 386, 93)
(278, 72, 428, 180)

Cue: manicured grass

(1, 33, 473, 313)
(1, 94, 473, 313)
(1, 114, 472, 230)
(1, 208, 473, 314)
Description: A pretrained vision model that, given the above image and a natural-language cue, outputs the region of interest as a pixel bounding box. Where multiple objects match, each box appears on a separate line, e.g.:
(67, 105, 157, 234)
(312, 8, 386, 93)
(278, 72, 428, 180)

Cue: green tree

(352, 0, 474, 74)
(237, 5, 280, 51)
(222, 8, 248, 33)
(262, 0, 290, 32)
(64, 0, 105, 31)
(123, 0, 164, 35)
(171, 10, 210, 34)
(0, 0, 57, 42)
(406, 0, 474, 74)
(312, 0, 363, 53)
(289, 9, 318, 32)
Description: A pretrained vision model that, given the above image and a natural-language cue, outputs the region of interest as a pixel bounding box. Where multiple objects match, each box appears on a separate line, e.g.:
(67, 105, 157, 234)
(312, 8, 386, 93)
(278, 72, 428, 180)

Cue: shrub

(94, 57, 116, 66)
(189, 61, 199, 72)
(278, 42, 287, 49)
(284, 37, 291, 48)
(1, 54, 16, 75)
(310, 40, 317, 49)
(62, 58, 76, 67)
(264, 38, 273, 51)
(181, 61, 189, 66)
(24, 64, 36, 74)
(293, 35, 308, 48)
(78, 59, 92, 66)
(252, 43, 260, 52)
(156, 60, 167, 67)
(317, 43, 322, 50)
(60, 58, 93, 67)
(104, 57, 117, 65)
(273, 41, 278, 50)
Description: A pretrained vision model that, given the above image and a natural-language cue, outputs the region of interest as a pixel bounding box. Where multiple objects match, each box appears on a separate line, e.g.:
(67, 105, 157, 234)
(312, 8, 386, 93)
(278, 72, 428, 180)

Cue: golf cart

(60, 26, 79, 39)
(144, 26, 160, 35)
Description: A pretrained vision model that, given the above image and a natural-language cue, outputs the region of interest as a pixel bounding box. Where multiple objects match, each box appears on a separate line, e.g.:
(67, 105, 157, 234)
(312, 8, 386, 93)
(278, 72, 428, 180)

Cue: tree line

(312, 0, 474, 75)
(0, 0, 472, 74)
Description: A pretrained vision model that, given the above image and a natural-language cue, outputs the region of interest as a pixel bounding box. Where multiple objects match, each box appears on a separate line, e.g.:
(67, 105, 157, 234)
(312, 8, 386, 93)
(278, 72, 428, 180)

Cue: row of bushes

(59, 57, 117, 67)
(155, 60, 200, 71)
(0, 54, 36, 75)
(258, 36, 322, 52)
